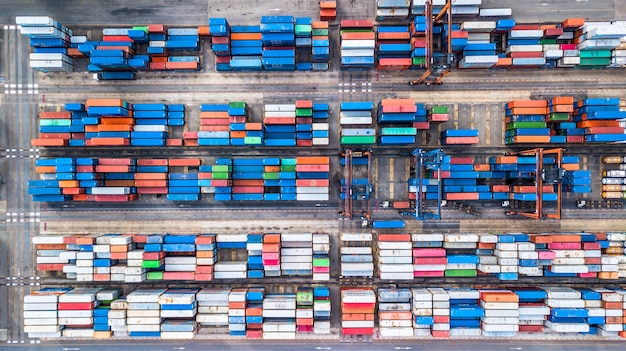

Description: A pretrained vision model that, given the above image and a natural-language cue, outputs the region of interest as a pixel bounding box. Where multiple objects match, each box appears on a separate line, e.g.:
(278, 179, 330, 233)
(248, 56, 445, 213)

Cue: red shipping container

(150, 62, 167, 70)
(38, 133, 71, 139)
(428, 113, 449, 122)
(165, 61, 199, 71)
(342, 328, 374, 335)
(163, 272, 194, 280)
(93, 274, 110, 281)
(31, 138, 67, 147)
(37, 263, 65, 271)
(169, 158, 201, 167)
(509, 51, 544, 58)
(341, 32, 375, 40)
(295, 179, 329, 187)
(414, 271, 444, 277)
(58, 302, 94, 310)
(232, 186, 264, 194)
(148, 24, 166, 33)
(136, 187, 168, 194)
(413, 122, 430, 129)
(296, 164, 330, 172)
(102, 35, 133, 42)
(166, 139, 183, 146)
(313, 266, 329, 273)
(445, 192, 480, 200)
(94, 195, 130, 202)
(295, 100, 313, 108)
(341, 19, 373, 28)
(414, 257, 447, 265)
(40, 111, 71, 118)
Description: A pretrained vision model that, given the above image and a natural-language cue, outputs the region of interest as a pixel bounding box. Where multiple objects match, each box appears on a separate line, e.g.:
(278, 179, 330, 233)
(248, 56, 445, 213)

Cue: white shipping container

(445, 234, 479, 242)
(16, 16, 55, 26)
(545, 299, 585, 308)
(58, 317, 93, 325)
(213, 261, 247, 271)
(461, 21, 496, 32)
(23, 302, 58, 311)
(379, 249, 412, 257)
(312, 138, 329, 146)
(214, 271, 246, 279)
(340, 117, 373, 125)
(341, 40, 376, 49)
(265, 104, 296, 112)
(480, 301, 519, 310)
(509, 30, 544, 39)
(506, 45, 543, 53)
(341, 49, 375, 57)
(479, 8, 512, 17)
(545, 321, 589, 333)
(342, 320, 374, 328)
(23, 318, 58, 326)
(32, 236, 65, 244)
(24, 325, 62, 333)
(312, 123, 329, 131)
(264, 111, 296, 118)
(24, 310, 57, 319)
(90, 187, 131, 195)
(413, 234, 444, 242)
(127, 324, 161, 332)
(262, 310, 296, 318)
(295, 186, 329, 194)
(149, 41, 166, 47)
(196, 314, 229, 324)
(29, 53, 71, 61)
(481, 323, 519, 332)
(484, 309, 519, 317)
(378, 256, 412, 264)
(296, 193, 329, 201)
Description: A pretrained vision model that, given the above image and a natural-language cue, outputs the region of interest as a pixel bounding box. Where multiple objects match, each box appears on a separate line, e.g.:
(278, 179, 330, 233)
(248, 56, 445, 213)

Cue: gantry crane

(340, 148, 373, 221)
(412, 148, 445, 220)
(506, 148, 565, 220)
(409, 0, 453, 86)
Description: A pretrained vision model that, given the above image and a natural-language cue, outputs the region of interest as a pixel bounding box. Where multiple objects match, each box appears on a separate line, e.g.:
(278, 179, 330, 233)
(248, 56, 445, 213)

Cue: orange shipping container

(135, 180, 167, 187)
(36, 166, 56, 173)
(512, 136, 551, 143)
(551, 96, 574, 105)
(105, 180, 135, 187)
(562, 18, 584, 29)
(245, 122, 263, 130)
(169, 158, 201, 167)
(58, 180, 79, 188)
(378, 234, 411, 242)
(98, 124, 134, 132)
(264, 234, 281, 243)
(31, 138, 67, 147)
(320, 1, 337, 9)
(85, 99, 125, 107)
(90, 138, 129, 146)
(166, 139, 183, 146)
(62, 188, 84, 195)
(377, 32, 410, 40)
(40, 111, 71, 119)
(165, 61, 199, 70)
(510, 107, 549, 115)
(495, 57, 513, 67)
(296, 156, 329, 165)
(137, 159, 168, 166)
(480, 292, 519, 303)
(341, 32, 375, 40)
(379, 311, 412, 320)
(100, 117, 134, 125)
(231, 33, 263, 40)
(312, 21, 329, 29)
(577, 120, 620, 128)
(445, 193, 480, 200)
(508, 100, 548, 108)
(198, 26, 210, 36)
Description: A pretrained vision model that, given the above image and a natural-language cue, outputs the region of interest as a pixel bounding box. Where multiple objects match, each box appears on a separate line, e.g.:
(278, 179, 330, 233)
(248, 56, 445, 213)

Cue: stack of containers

(231, 102, 262, 146)
(165, 28, 200, 70)
(409, 16, 427, 68)
(247, 233, 264, 278)
(412, 288, 434, 336)
(109, 296, 128, 337)
(341, 288, 376, 337)
(209, 18, 232, 71)
(377, 233, 413, 280)
(228, 288, 247, 336)
(281, 233, 313, 276)
(476, 234, 498, 277)
(413, 103, 430, 130)
(412, 233, 447, 278)
(142, 235, 164, 282)
(542, 24, 566, 66)
(295, 100, 314, 146)
(245, 288, 265, 338)
(512, 288, 550, 333)
(23, 288, 71, 338)
(546, 234, 588, 277)
(296, 287, 314, 333)
(554, 18, 583, 68)
(517, 238, 541, 278)
(196, 289, 229, 333)
(378, 288, 414, 337)
(340, 101, 376, 145)
(610, 33, 626, 68)
(231, 158, 265, 200)
(214, 234, 247, 279)
(85, 99, 133, 147)
(563, 169, 592, 198)
(86, 38, 135, 74)
(596, 289, 623, 336)
(312, 233, 331, 281)
(296, 156, 330, 201)
(131, 104, 169, 147)
(163, 234, 196, 281)
(448, 288, 483, 337)
(340, 20, 375, 69)
(75, 238, 95, 282)
(198, 104, 230, 146)
(378, 99, 418, 145)
(146, 24, 167, 69)
(577, 22, 626, 68)
(458, 21, 499, 68)
(295, 18, 313, 70)
(506, 25, 547, 68)
(429, 288, 450, 338)
(17, 16, 74, 72)
(428, 105, 449, 123)
(135, 159, 168, 197)
(262, 294, 297, 339)
(229, 25, 263, 71)
(195, 234, 216, 281)
(59, 288, 102, 338)
(479, 289, 519, 337)
(443, 23, 469, 57)
(313, 286, 331, 334)
(278, 158, 296, 198)
(606, 233, 625, 278)
(158, 289, 198, 339)
(504, 100, 551, 144)
(311, 21, 330, 70)
(93, 235, 114, 282)
(260, 16, 296, 71)
(376, 26, 412, 70)
(319, 1, 337, 21)
(376, 0, 410, 21)
(31, 110, 72, 147)
(264, 103, 296, 147)
(445, 233, 479, 278)
(126, 289, 165, 337)
(441, 129, 479, 145)
(201, 158, 232, 201)
(600, 156, 626, 199)
(167, 159, 201, 201)
(576, 97, 626, 143)
(263, 233, 281, 277)
(340, 232, 374, 277)
(495, 238, 519, 281)
(578, 289, 604, 335)
(542, 287, 589, 334)
(33, 235, 71, 276)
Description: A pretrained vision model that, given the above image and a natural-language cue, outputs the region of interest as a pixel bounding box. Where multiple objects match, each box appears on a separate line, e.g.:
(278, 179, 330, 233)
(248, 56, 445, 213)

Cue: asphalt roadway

(4, 339, 626, 351)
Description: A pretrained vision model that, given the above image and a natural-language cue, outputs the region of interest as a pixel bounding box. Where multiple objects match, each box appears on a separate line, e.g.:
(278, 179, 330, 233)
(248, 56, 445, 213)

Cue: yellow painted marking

(485, 105, 491, 145)
(454, 104, 459, 130)
(470, 104, 475, 130)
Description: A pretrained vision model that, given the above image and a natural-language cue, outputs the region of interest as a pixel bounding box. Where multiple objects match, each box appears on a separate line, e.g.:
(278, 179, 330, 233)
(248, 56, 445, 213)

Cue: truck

(93, 71, 136, 81)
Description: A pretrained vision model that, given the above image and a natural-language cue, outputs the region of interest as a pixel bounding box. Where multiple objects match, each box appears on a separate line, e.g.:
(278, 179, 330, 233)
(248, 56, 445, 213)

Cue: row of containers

(33, 233, 330, 282)
(31, 98, 462, 148)
(209, 16, 330, 71)
(504, 97, 626, 145)
(338, 100, 450, 146)
(24, 285, 626, 339)
(601, 156, 626, 199)
(16, 16, 204, 75)
(24, 286, 331, 339)
(340, 232, 626, 280)
(28, 156, 330, 202)
(376, 0, 505, 21)
(30, 98, 332, 147)
(406, 154, 591, 202)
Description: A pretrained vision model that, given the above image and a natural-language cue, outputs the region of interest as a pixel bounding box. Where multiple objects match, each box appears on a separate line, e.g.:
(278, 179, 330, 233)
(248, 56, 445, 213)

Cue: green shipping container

(296, 291, 313, 304)
(281, 158, 297, 166)
(295, 24, 312, 34)
(312, 29, 329, 36)
(579, 50, 612, 58)
(578, 58, 611, 66)
(40, 119, 71, 127)
(229, 101, 246, 109)
(211, 172, 230, 180)
(313, 257, 330, 266)
(142, 260, 163, 269)
(444, 269, 477, 277)
(212, 165, 231, 173)
(296, 108, 313, 117)
(244, 136, 263, 145)
(132, 26, 149, 33)
(341, 135, 377, 145)
(263, 172, 279, 180)
(412, 57, 426, 66)
(430, 106, 449, 114)
(507, 122, 547, 129)
(540, 38, 557, 45)
(381, 127, 417, 136)
(548, 113, 571, 121)
(147, 271, 163, 280)
(281, 165, 296, 172)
